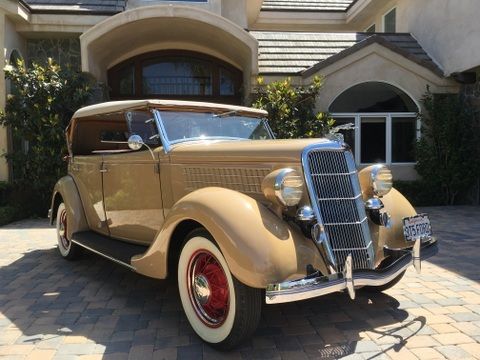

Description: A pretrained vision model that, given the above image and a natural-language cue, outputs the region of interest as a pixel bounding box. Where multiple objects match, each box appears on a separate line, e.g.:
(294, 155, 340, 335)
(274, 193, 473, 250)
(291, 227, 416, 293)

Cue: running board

(71, 231, 148, 270)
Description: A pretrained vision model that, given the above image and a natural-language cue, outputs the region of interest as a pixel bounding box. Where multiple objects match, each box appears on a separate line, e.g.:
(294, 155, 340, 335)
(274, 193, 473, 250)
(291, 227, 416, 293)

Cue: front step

(71, 231, 148, 270)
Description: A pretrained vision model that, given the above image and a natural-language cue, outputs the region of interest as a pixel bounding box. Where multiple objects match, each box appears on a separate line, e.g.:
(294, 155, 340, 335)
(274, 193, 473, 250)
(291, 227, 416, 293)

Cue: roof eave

(301, 34, 445, 79)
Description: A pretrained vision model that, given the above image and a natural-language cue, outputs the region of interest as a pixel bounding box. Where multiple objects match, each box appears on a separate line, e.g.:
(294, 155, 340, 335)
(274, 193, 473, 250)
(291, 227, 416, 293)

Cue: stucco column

(0, 11, 9, 182)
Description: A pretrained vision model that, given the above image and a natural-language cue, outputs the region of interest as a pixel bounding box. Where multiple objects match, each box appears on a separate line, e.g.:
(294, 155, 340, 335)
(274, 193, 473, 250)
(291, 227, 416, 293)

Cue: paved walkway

(0, 206, 479, 360)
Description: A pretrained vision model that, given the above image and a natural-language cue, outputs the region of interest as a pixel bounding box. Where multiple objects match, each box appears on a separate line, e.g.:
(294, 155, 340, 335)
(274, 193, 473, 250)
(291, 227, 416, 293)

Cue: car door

(70, 155, 109, 235)
(102, 111, 164, 245)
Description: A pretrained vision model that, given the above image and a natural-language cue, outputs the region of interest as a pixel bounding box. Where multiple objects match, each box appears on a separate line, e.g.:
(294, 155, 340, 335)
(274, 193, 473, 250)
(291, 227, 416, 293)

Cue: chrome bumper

(265, 237, 437, 304)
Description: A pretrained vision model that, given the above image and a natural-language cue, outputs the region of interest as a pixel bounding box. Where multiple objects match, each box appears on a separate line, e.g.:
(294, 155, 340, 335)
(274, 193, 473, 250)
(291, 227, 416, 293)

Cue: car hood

(167, 138, 337, 163)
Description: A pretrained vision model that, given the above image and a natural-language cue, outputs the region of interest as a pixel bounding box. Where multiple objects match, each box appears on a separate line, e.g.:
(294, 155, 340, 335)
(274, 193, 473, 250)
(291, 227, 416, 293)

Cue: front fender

(380, 187, 417, 249)
(131, 187, 326, 288)
(359, 166, 417, 263)
(49, 176, 89, 238)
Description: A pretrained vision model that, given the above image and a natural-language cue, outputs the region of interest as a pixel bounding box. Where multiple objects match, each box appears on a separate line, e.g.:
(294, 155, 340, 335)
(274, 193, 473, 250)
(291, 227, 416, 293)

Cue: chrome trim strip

(266, 245, 414, 304)
(70, 239, 136, 271)
(152, 111, 275, 154)
(152, 109, 171, 153)
(301, 142, 345, 270)
(263, 118, 276, 139)
(265, 237, 436, 304)
(169, 137, 248, 145)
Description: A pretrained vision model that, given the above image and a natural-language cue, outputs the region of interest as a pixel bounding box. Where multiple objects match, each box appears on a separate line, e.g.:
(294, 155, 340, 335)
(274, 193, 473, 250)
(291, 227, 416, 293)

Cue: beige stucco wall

(353, 0, 480, 75)
(1, 13, 27, 182)
(0, 13, 27, 182)
(80, 5, 258, 98)
(0, 11, 7, 182)
(277, 43, 458, 181)
(302, 43, 457, 112)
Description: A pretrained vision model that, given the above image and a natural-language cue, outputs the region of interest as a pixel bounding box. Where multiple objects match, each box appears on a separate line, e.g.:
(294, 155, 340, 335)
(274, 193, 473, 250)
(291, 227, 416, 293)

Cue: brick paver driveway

(0, 206, 479, 360)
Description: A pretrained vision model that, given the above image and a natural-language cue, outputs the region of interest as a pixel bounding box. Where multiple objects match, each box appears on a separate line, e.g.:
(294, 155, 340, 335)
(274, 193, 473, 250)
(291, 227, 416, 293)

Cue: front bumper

(265, 237, 438, 304)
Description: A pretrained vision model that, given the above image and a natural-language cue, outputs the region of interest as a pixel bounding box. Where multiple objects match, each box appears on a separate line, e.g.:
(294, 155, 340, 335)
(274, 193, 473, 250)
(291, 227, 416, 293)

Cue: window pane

(117, 64, 135, 96)
(366, 24, 375, 33)
(142, 57, 212, 96)
(384, 8, 396, 32)
(333, 117, 355, 153)
(329, 82, 417, 113)
(392, 117, 416, 162)
(220, 68, 235, 96)
(361, 117, 386, 163)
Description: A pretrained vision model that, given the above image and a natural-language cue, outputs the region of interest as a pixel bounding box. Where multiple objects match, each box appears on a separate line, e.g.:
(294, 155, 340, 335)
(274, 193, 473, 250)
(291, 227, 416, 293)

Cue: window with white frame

(383, 8, 396, 32)
(330, 82, 418, 165)
(365, 23, 376, 33)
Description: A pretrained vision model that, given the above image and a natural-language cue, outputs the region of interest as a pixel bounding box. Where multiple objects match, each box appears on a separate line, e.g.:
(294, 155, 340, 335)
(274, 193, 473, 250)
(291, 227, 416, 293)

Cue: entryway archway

(329, 81, 419, 165)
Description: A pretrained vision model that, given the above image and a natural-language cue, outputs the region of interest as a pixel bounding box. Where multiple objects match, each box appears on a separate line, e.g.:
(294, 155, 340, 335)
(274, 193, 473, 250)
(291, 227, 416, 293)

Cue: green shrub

(0, 181, 12, 206)
(415, 90, 480, 205)
(0, 205, 18, 226)
(394, 180, 444, 207)
(0, 59, 94, 217)
(251, 76, 334, 138)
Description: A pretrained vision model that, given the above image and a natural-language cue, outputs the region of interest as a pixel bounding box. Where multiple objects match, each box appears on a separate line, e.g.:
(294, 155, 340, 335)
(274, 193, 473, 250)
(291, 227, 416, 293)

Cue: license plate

(403, 214, 432, 242)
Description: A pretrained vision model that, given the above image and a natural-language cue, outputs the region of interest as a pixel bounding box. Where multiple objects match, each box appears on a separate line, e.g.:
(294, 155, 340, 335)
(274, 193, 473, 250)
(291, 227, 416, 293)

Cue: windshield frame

(152, 109, 275, 153)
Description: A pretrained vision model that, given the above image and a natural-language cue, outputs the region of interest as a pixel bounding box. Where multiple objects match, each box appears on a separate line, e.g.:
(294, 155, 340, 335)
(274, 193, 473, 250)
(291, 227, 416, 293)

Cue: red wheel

(178, 229, 261, 350)
(187, 249, 230, 327)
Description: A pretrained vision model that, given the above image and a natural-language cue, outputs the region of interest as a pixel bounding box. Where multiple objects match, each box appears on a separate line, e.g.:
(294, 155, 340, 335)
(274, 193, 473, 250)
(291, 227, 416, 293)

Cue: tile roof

(250, 31, 443, 77)
(261, 0, 357, 12)
(23, 0, 126, 14)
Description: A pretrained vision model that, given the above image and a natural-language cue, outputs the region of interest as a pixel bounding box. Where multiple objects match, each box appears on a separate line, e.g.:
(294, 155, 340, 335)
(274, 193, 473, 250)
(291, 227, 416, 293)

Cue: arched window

(108, 50, 243, 104)
(330, 82, 419, 165)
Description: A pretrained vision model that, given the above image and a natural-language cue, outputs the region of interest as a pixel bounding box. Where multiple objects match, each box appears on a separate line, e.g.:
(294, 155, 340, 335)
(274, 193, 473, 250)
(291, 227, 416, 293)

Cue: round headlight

(262, 168, 304, 207)
(370, 164, 393, 196)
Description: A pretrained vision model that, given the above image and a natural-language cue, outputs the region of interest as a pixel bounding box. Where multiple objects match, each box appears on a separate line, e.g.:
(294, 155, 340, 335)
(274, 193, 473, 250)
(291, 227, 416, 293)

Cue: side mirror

(128, 134, 144, 151)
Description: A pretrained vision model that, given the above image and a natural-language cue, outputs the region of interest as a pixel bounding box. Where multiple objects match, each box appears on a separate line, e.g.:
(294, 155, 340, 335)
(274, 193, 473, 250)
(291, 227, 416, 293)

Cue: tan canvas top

(72, 99, 268, 119)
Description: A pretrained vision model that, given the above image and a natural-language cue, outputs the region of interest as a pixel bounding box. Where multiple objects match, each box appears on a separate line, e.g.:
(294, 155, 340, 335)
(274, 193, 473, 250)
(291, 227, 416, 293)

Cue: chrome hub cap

(58, 209, 70, 250)
(193, 274, 211, 305)
(187, 249, 230, 328)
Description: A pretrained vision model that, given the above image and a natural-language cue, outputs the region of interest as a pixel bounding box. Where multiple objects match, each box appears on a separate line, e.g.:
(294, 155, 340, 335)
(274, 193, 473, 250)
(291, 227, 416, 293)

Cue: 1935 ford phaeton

(49, 100, 437, 349)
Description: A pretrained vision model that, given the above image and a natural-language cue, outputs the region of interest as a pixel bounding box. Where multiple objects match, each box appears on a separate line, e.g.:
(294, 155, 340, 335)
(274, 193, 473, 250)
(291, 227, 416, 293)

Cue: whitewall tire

(56, 202, 81, 260)
(178, 229, 261, 350)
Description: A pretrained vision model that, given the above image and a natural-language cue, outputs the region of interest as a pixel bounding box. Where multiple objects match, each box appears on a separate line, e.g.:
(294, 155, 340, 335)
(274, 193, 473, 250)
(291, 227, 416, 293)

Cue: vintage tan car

(49, 99, 437, 349)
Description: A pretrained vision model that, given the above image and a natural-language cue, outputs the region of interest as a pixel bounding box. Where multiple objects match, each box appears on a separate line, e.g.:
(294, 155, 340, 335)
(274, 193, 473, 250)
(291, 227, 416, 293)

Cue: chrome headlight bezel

(370, 164, 393, 197)
(262, 168, 304, 207)
(274, 168, 304, 207)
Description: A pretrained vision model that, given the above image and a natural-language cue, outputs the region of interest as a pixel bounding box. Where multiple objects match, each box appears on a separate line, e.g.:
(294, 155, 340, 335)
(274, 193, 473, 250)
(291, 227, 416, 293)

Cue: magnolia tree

(0, 59, 94, 216)
(251, 76, 337, 139)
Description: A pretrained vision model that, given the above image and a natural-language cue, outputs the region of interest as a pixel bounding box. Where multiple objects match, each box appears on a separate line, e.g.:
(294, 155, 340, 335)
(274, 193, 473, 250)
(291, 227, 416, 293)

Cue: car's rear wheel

(178, 229, 261, 350)
(56, 203, 81, 260)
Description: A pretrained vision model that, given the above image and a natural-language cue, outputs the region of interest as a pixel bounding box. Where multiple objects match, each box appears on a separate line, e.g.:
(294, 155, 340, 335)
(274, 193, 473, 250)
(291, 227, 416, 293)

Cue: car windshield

(156, 110, 273, 144)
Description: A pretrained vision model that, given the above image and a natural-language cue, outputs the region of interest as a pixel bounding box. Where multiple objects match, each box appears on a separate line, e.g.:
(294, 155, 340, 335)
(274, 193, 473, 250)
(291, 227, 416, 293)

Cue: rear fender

(49, 176, 89, 238)
(131, 187, 326, 288)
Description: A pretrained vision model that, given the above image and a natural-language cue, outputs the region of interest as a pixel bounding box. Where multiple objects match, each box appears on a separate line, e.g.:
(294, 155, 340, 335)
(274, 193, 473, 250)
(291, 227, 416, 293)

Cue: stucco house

(1, 0, 479, 182)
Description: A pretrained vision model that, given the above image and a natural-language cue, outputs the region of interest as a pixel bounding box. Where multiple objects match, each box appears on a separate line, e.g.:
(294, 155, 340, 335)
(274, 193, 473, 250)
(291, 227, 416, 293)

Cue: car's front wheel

(178, 229, 262, 350)
(56, 202, 81, 260)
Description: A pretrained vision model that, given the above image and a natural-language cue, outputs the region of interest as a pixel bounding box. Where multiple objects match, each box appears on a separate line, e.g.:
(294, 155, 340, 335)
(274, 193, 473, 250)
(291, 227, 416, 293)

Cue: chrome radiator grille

(305, 147, 374, 271)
